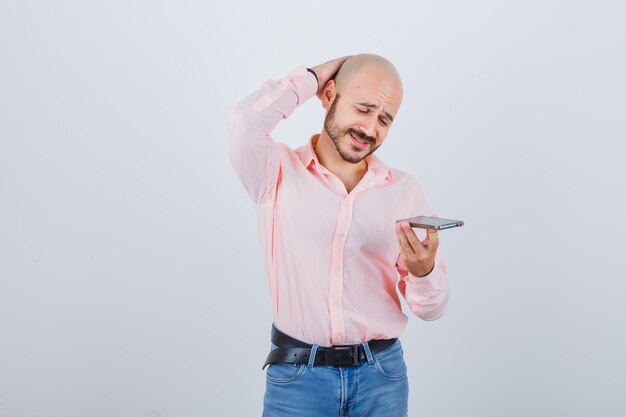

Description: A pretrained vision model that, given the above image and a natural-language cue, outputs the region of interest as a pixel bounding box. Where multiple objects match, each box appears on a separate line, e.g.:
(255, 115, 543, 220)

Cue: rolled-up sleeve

(226, 65, 318, 205)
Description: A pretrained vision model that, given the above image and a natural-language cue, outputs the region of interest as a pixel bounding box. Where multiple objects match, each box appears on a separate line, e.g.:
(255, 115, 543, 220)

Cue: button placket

(329, 197, 354, 345)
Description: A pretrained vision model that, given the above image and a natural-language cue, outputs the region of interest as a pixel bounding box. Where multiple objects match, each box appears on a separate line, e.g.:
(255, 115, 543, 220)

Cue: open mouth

(350, 132, 369, 148)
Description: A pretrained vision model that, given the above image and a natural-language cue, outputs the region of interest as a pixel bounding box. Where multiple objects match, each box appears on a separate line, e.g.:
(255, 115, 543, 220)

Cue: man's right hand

(310, 56, 352, 100)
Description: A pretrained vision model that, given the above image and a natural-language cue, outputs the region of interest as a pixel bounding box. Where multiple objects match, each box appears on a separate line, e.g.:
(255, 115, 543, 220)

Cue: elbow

(226, 107, 251, 157)
(416, 308, 447, 321)
(226, 106, 244, 131)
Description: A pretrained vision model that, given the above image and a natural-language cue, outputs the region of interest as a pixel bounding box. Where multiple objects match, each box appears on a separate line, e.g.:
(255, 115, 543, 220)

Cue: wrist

(412, 262, 435, 278)
(306, 67, 319, 89)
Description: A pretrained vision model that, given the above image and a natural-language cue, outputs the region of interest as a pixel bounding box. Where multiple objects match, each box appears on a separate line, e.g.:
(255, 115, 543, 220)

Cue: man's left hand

(395, 214, 440, 277)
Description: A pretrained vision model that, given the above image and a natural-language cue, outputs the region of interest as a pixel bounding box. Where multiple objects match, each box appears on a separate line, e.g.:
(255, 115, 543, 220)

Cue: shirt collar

(298, 134, 394, 182)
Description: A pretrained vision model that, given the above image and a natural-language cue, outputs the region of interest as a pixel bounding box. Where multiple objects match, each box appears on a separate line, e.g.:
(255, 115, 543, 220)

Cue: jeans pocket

(265, 362, 307, 384)
(373, 340, 407, 380)
(265, 343, 307, 384)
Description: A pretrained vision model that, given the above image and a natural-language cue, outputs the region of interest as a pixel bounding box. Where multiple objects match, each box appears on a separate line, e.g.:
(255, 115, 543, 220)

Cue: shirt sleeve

(226, 65, 318, 205)
(395, 180, 451, 321)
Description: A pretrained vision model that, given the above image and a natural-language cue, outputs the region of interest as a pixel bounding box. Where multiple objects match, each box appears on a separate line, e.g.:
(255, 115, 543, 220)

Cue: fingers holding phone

(395, 219, 439, 277)
(427, 214, 439, 242)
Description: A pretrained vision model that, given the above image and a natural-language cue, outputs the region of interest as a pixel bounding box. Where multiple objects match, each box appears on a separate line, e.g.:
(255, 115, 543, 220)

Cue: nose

(357, 118, 377, 142)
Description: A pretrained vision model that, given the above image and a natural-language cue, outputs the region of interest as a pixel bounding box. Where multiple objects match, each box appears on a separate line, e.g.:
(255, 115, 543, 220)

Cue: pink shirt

(227, 64, 450, 347)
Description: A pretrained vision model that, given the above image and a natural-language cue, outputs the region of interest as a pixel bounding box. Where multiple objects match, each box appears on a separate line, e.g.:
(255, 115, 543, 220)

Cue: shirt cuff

(403, 271, 435, 293)
(287, 65, 319, 105)
(306, 67, 319, 88)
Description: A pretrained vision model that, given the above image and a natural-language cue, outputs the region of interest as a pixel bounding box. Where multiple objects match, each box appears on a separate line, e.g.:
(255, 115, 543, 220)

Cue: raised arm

(226, 65, 318, 205)
(226, 56, 352, 205)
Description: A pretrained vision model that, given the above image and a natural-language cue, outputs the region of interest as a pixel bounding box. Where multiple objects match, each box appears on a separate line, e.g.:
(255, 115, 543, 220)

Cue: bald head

(333, 54, 403, 103)
(317, 54, 403, 166)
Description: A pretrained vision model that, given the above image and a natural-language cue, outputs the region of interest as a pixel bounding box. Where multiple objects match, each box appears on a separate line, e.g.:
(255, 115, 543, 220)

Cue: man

(227, 54, 450, 417)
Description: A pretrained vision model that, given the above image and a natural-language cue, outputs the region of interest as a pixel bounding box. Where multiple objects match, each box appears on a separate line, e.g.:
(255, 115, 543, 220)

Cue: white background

(1, 1, 625, 416)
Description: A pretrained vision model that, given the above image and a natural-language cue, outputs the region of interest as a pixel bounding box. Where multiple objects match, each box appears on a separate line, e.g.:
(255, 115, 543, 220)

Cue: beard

(323, 94, 381, 164)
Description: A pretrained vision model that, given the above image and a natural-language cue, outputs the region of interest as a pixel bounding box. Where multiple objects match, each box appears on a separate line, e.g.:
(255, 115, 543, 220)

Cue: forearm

(400, 257, 450, 321)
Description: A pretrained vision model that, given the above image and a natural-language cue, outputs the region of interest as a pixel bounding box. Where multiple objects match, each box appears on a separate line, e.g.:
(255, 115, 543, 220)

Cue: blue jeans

(262, 335, 409, 417)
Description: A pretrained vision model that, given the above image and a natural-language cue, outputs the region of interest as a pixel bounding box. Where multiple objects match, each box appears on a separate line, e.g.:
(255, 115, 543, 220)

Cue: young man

(227, 54, 450, 417)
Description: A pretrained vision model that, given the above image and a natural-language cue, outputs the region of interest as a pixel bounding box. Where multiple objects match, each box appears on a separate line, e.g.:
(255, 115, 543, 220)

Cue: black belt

(262, 324, 397, 370)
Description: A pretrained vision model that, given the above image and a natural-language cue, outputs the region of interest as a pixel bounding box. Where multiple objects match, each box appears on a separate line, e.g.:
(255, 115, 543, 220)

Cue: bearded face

(323, 94, 382, 164)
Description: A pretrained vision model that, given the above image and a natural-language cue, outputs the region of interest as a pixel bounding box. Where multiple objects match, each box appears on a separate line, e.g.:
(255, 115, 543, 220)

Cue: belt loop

(361, 341, 375, 364)
(308, 344, 319, 367)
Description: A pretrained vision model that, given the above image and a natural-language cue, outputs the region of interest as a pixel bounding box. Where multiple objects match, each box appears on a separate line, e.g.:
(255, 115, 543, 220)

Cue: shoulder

(390, 167, 425, 194)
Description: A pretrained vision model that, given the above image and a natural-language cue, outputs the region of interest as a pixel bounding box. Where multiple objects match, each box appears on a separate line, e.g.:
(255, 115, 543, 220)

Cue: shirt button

(334, 266, 340, 272)
(337, 233, 344, 238)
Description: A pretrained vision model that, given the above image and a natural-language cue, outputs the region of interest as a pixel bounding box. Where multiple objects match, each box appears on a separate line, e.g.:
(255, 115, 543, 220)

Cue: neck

(313, 132, 368, 181)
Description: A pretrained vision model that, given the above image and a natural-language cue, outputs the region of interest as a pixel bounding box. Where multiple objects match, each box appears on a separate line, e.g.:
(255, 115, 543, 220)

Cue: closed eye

(356, 108, 389, 126)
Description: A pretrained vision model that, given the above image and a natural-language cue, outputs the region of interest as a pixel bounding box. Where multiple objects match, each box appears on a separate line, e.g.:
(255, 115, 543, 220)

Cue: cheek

(333, 117, 352, 135)
(333, 108, 353, 127)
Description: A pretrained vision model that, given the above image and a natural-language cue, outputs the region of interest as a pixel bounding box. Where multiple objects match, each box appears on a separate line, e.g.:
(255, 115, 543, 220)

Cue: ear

(321, 80, 336, 111)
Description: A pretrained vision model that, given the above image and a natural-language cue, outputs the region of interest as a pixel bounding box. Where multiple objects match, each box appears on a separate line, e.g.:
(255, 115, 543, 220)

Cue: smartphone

(396, 215, 464, 230)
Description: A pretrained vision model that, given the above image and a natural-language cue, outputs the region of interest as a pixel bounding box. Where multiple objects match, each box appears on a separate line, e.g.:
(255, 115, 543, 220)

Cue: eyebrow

(355, 102, 394, 122)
